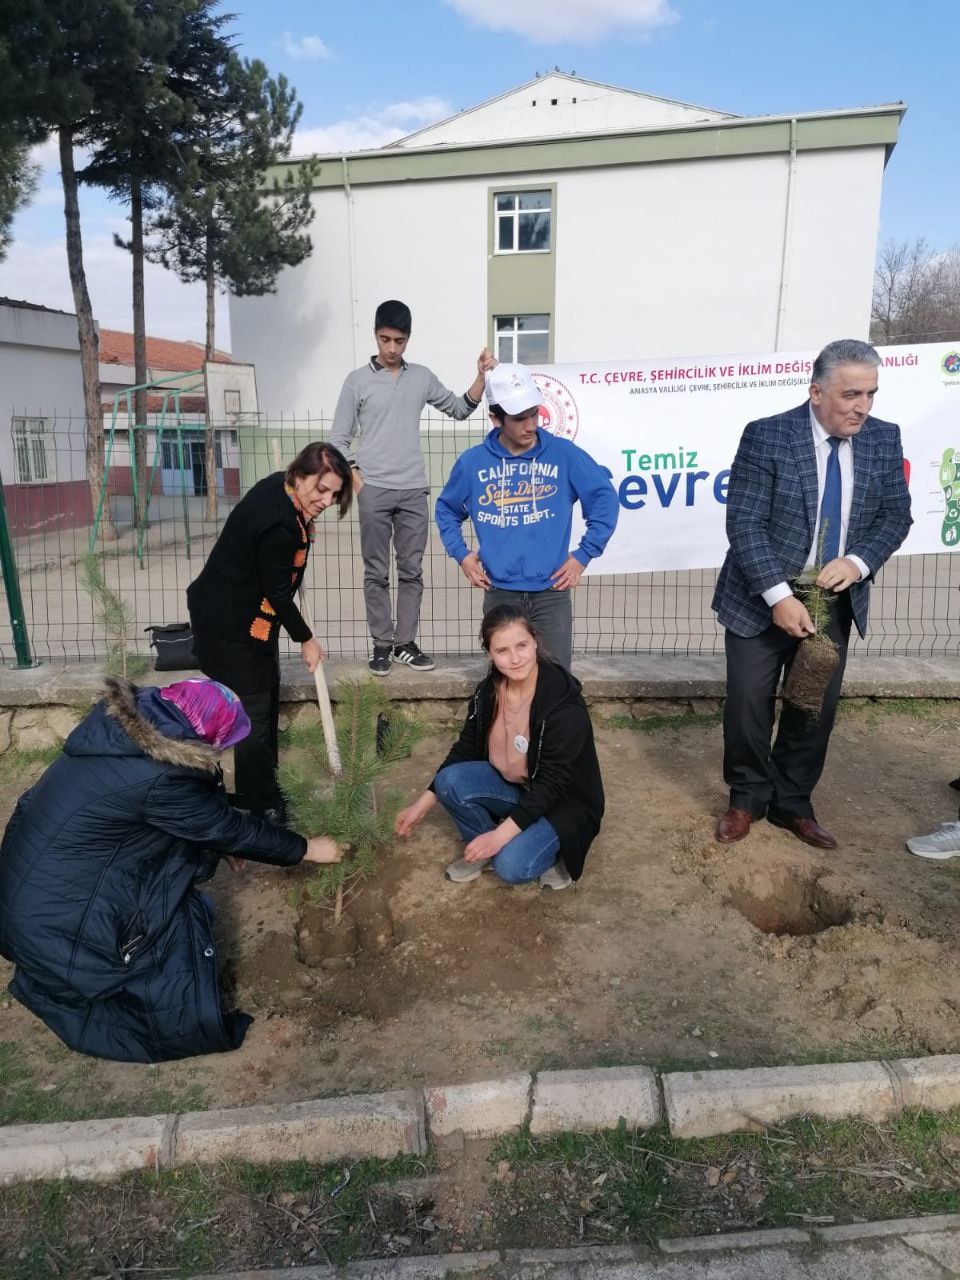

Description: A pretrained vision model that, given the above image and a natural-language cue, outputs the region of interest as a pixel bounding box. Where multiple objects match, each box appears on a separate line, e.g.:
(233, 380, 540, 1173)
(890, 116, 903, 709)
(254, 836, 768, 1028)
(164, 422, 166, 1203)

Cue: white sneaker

(445, 857, 483, 883)
(906, 821, 960, 859)
(539, 860, 573, 891)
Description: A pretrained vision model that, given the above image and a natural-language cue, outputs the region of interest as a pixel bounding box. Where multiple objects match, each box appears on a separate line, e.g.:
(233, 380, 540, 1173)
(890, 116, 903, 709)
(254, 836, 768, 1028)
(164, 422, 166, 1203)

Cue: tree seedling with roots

(782, 525, 841, 717)
(280, 677, 422, 926)
(81, 552, 150, 679)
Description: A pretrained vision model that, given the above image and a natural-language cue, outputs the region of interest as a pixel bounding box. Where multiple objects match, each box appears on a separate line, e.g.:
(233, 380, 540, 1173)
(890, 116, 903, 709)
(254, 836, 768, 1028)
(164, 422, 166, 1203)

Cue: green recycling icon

(940, 449, 960, 546)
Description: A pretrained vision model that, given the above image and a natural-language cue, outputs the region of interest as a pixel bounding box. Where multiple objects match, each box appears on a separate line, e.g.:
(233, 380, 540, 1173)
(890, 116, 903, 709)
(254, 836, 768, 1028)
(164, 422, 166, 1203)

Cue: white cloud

(1, 136, 231, 345)
(277, 31, 333, 60)
(32, 186, 64, 209)
(444, 0, 677, 43)
(292, 97, 453, 155)
(379, 97, 452, 126)
(0, 230, 231, 346)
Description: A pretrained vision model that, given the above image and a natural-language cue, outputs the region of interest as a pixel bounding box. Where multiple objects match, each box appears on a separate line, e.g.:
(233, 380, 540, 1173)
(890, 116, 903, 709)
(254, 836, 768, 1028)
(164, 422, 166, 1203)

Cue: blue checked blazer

(712, 402, 912, 639)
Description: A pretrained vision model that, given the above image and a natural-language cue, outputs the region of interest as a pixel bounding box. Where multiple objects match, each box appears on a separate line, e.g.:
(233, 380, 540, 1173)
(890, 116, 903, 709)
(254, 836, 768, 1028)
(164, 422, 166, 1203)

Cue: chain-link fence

(0, 413, 957, 667)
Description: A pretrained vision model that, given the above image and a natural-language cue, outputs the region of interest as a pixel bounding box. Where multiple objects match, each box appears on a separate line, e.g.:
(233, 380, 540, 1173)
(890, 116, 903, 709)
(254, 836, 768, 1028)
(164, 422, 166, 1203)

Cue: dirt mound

(2, 703, 960, 1116)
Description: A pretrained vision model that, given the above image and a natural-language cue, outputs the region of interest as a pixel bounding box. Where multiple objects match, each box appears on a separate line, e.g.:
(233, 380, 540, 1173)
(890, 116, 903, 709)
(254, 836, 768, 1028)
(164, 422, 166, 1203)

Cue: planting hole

(728, 866, 854, 937)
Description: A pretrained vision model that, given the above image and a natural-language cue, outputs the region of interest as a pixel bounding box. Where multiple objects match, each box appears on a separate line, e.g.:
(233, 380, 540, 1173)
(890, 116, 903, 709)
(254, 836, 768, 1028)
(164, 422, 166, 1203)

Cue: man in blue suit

(713, 339, 912, 849)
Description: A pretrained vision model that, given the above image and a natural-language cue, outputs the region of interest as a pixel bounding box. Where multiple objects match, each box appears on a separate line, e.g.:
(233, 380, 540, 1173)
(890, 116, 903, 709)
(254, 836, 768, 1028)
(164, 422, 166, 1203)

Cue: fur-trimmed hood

(62, 678, 221, 773)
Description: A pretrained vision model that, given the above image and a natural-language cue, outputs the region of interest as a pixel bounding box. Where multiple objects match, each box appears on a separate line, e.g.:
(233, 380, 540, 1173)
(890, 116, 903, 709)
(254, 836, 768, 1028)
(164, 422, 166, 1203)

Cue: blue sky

(0, 0, 951, 343)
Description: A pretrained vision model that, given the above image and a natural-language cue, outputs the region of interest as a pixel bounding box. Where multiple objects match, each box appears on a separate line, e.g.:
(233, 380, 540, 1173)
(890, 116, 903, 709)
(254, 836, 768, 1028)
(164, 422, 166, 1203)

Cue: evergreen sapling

(280, 678, 421, 925)
(782, 524, 842, 717)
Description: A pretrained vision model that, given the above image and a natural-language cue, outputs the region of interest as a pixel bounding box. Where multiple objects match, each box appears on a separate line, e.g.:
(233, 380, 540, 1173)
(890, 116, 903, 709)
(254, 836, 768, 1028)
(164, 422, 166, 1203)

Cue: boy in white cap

(435, 363, 618, 668)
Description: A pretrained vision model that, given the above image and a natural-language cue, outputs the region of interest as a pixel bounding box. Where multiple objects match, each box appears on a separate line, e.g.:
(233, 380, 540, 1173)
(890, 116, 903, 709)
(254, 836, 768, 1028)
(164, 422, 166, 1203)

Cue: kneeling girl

(394, 605, 603, 889)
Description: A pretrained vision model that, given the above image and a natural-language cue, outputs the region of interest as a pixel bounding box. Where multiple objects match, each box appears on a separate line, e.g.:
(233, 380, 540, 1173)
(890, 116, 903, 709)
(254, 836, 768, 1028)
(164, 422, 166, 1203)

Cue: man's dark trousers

(723, 592, 853, 820)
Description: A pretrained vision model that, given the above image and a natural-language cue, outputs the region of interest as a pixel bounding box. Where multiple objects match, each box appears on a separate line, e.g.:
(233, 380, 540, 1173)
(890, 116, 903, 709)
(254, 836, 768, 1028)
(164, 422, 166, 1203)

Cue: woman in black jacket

(395, 605, 603, 890)
(0, 678, 340, 1064)
(187, 442, 353, 821)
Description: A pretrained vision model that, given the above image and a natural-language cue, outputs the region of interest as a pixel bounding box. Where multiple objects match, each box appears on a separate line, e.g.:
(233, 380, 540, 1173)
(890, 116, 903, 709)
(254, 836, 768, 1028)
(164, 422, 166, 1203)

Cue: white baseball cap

(484, 363, 541, 416)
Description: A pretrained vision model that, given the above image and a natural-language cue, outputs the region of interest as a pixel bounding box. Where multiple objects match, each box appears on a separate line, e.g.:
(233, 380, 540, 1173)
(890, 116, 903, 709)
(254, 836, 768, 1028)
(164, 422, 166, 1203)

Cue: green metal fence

(1, 412, 958, 667)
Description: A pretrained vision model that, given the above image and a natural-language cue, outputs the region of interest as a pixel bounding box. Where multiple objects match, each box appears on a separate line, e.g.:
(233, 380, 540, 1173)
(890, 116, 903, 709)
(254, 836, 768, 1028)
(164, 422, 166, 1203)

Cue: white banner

(530, 342, 960, 575)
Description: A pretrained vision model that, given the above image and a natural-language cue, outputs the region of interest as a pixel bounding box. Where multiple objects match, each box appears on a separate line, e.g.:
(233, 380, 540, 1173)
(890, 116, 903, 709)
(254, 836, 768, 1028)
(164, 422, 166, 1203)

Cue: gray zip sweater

(330, 358, 479, 489)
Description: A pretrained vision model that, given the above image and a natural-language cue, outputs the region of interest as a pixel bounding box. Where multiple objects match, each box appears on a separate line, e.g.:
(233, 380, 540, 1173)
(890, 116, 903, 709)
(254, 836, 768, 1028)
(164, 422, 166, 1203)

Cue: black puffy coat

(433, 661, 604, 880)
(0, 679, 306, 1064)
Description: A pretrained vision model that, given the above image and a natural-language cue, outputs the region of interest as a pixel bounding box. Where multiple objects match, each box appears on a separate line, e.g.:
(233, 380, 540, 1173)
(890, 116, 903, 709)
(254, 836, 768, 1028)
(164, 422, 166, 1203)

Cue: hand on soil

(772, 595, 816, 637)
(226, 856, 246, 873)
(303, 836, 342, 864)
(395, 792, 437, 836)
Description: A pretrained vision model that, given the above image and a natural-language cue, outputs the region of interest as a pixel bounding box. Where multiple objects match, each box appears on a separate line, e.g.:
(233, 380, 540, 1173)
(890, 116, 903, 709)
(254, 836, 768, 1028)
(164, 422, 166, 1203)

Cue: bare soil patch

(2, 700, 960, 1122)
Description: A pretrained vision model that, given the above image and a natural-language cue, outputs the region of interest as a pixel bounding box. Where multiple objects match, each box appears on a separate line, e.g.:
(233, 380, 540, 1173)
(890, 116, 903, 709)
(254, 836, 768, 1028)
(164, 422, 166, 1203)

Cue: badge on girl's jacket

(514, 734, 529, 754)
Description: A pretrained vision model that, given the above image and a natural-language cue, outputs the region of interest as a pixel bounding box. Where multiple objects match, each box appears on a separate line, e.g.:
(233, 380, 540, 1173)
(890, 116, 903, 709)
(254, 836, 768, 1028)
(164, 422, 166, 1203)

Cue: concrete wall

(231, 175, 489, 416)
(398, 75, 731, 148)
(231, 144, 886, 414)
(0, 304, 89, 532)
(554, 145, 885, 359)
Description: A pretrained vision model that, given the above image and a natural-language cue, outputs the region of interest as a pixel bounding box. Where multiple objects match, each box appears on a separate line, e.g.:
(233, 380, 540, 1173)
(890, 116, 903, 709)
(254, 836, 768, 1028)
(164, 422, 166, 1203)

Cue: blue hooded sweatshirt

(436, 428, 619, 591)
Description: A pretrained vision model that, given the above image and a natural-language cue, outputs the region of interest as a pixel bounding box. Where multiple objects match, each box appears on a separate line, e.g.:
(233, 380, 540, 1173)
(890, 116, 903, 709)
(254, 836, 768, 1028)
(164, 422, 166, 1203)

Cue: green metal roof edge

(269, 108, 903, 190)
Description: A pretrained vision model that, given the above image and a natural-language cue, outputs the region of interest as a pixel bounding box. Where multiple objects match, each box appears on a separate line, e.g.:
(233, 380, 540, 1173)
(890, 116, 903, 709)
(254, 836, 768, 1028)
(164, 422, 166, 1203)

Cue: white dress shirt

(762, 405, 870, 608)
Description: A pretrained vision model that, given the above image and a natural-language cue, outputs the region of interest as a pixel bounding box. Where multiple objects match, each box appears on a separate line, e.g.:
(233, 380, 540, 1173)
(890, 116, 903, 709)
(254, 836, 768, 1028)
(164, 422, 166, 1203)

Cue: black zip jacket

(187, 472, 312, 692)
(432, 661, 603, 880)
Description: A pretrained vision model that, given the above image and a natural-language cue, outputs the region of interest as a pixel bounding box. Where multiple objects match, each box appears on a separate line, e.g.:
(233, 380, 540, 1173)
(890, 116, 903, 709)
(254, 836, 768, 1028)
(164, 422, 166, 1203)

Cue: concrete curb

(0, 1114, 167, 1186)
(662, 1059, 898, 1139)
(174, 1090, 426, 1166)
(2, 1055, 960, 1185)
(4, 652, 960, 709)
(530, 1065, 660, 1136)
(191, 1225, 960, 1279)
(424, 1075, 531, 1140)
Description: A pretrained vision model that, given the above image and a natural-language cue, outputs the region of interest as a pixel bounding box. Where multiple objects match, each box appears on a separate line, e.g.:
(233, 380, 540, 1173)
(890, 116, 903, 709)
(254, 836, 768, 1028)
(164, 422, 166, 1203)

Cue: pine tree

(783, 526, 841, 717)
(0, 127, 38, 260)
(280, 679, 422, 926)
(145, 56, 319, 518)
(80, 0, 235, 532)
(0, 0, 148, 540)
(81, 551, 149, 678)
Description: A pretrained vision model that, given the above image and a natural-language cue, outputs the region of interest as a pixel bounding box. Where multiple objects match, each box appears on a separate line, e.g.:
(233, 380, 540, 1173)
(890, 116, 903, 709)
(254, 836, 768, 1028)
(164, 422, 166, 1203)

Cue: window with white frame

(495, 314, 550, 364)
(12, 417, 51, 483)
(495, 190, 551, 253)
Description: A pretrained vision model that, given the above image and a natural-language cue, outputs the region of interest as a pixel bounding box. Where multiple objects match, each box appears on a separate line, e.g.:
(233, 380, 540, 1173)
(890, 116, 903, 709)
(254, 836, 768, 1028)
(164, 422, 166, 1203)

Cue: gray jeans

(483, 587, 574, 670)
(357, 484, 429, 647)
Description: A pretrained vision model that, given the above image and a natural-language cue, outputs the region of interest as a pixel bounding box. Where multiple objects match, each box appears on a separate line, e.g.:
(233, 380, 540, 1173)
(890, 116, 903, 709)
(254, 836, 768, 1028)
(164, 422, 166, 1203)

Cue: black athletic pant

(723, 592, 853, 820)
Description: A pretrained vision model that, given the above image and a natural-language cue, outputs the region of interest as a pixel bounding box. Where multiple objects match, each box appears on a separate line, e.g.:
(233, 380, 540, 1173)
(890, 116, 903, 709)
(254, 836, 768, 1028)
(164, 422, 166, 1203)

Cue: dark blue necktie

(819, 437, 842, 563)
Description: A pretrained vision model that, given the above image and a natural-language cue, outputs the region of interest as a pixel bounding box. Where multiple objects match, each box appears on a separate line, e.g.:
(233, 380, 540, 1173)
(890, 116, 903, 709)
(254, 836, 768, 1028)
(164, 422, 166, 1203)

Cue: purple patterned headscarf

(159, 679, 250, 749)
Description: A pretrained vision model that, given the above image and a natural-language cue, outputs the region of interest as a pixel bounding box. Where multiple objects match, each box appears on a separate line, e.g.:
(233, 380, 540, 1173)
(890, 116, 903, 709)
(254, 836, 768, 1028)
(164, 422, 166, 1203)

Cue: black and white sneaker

(392, 642, 436, 671)
(369, 644, 392, 676)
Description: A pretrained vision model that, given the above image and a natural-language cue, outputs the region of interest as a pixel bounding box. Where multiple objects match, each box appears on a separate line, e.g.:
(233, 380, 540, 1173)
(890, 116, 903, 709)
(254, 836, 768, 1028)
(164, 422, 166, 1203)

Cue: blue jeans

(433, 761, 560, 884)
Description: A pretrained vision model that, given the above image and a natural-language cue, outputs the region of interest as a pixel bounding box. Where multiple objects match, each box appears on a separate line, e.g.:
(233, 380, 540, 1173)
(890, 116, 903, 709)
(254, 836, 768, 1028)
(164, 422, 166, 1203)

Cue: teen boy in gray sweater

(331, 299, 493, 674)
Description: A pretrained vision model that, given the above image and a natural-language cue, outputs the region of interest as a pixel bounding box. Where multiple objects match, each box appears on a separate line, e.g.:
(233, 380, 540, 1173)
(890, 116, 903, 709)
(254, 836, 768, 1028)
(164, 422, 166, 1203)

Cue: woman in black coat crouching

(395, 605, 603, 890)
(0, 678, 339, 1064)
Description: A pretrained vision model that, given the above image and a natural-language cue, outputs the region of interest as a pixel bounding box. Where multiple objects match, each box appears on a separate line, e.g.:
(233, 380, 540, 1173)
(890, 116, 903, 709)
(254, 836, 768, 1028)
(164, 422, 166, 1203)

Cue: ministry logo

(532, 373, 580, 441)
(942, 351, 960, 376)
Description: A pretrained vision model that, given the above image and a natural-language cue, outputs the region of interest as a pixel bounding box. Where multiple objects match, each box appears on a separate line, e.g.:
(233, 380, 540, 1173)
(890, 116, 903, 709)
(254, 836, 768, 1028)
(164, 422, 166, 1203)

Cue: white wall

(553, 147, 885, 359)
(399, 76, 731, 148)
(779, 147, 886, 350)
(0, 306, 86, 484)
(232, 145, 887, 413)
(231, 176, 489, 416)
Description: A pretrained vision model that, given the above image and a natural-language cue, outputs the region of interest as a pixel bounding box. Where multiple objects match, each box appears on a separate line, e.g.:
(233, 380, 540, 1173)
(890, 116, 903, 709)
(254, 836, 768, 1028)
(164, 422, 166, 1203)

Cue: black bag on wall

(145, 623, 199, 672)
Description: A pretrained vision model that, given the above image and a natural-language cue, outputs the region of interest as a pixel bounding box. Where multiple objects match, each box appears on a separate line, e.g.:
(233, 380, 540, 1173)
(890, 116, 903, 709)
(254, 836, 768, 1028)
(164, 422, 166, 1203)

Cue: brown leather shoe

(767, 812, 838, 850)
(716, 808, 755, 843)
